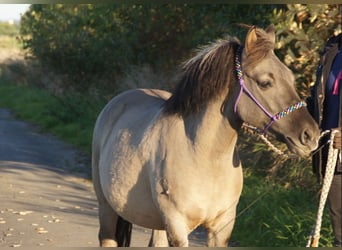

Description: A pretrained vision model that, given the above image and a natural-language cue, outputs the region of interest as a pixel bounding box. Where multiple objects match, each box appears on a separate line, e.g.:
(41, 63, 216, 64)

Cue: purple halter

(233, 46, 307, 135)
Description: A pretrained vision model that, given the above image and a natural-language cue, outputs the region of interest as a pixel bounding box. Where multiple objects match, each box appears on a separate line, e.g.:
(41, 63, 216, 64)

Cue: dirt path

(0, 109, 205, 247)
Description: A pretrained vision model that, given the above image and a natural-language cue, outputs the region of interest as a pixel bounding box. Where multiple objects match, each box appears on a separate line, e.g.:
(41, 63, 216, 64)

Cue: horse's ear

(245, 26, 257, 56)
(265, 24, 276, 45)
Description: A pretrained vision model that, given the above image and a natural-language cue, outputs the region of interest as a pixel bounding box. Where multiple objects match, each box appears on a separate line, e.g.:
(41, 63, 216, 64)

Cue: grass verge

(0, 82, 104, 154)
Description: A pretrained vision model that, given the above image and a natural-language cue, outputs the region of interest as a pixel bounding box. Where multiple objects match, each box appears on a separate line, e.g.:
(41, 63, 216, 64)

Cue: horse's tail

(116, 216, 132, 247)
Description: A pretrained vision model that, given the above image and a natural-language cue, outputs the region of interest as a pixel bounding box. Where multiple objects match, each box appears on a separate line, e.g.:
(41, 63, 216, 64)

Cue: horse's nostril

(300, 129, 313, 145)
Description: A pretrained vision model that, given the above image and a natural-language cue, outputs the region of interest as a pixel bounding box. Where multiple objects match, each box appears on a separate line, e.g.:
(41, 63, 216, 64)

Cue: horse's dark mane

(163, 26, 274, 116)
(163, 37, 240, 116)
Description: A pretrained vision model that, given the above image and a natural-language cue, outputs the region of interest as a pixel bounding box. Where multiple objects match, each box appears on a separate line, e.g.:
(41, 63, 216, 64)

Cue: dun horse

(92, 25, 320, 247)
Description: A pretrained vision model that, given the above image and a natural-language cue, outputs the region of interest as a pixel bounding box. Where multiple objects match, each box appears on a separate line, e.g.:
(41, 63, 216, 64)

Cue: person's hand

(332, 127, 341, 150)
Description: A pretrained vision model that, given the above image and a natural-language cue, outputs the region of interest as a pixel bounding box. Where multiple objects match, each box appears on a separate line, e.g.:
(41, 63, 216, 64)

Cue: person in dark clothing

(307, 31, 342, 247)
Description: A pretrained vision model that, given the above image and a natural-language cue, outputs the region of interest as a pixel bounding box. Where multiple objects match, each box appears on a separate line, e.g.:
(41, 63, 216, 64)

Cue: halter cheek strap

(234, 46, 307, 135)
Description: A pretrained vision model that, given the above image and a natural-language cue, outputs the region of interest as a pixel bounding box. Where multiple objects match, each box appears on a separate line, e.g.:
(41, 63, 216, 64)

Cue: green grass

(231, 173, 334, 247)
(0, 81, 334, 247)
(0, 82, 104, 154)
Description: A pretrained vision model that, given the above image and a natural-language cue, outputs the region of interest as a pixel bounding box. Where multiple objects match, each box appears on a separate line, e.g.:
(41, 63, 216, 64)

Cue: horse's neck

(184, 100, 238, 159)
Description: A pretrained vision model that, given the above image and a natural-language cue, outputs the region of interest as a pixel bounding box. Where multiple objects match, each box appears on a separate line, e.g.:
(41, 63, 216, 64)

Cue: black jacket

(307, 33, 342, 183)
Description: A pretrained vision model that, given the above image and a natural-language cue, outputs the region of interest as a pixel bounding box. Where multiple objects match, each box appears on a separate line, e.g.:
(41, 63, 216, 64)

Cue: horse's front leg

(161, 211, 190, 247)
(207, 210, 236, 247)
(148, 229, 169, 247)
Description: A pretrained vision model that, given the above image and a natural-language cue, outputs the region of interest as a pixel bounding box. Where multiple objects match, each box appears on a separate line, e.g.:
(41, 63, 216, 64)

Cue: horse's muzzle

(286, 126, 320, 157)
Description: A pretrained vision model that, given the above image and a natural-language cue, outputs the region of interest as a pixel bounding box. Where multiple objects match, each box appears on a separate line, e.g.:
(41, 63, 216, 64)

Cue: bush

(271, 4, 341, 97)
(19, 4, 278, 93)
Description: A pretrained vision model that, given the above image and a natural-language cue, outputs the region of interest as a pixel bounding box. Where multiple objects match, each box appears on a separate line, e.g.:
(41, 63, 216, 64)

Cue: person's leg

(327, 174, 342, 247)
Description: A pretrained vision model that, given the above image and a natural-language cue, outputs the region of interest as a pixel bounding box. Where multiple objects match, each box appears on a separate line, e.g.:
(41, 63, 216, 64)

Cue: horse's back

(94, 89, 170, 144)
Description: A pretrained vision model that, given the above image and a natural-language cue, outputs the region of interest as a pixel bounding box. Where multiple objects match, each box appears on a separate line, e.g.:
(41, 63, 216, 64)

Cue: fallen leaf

(36, 227, 48, 234)
(15, 211, 33, 216)
(10, 243, 21, 247)
(38, 230, 48, 234)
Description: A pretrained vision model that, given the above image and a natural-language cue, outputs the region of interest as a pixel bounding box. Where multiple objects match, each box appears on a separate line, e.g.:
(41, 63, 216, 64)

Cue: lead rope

(240, 122, 294, 160)
(306, 129, 339, 247)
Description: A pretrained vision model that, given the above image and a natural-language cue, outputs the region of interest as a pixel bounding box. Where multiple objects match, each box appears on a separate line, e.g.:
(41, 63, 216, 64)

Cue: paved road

(0, 109, 205, 247)
(0, 109, 153, 247)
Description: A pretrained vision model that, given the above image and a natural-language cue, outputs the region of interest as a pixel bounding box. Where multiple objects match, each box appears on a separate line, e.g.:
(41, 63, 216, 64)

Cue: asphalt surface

(0, 108, 205, 247)
(0, 108, 153, 247)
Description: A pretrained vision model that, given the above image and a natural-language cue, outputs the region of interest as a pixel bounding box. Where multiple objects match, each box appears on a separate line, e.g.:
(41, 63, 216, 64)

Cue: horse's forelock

(164, 37, 240, 116)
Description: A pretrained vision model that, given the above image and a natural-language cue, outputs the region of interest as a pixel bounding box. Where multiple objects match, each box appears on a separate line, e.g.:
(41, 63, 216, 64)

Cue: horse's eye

(258, 81, 271, 89)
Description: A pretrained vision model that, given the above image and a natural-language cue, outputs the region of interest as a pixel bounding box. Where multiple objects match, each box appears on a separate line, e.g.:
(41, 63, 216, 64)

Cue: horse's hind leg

(98, 202, 119, 247)
(92, 149, 120, 246)
(97, 199, 132, 247)
(93, 172, 128, 246)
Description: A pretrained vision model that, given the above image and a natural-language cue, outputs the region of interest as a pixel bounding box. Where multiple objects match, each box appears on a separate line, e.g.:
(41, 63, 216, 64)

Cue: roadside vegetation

(0, 4, 340, 247)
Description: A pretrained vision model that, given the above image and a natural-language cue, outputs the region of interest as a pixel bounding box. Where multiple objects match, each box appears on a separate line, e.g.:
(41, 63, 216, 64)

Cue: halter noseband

(234, 46, 307, 135)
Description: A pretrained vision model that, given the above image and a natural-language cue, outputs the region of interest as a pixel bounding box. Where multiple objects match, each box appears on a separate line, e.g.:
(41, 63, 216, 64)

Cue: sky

(0, 4, 30, 21)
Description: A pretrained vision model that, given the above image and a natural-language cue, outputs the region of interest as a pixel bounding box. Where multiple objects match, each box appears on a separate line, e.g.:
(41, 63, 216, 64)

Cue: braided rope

(258, 133, 288, 158)
(273, 101, 307, 120)
(241, 122, 291, 159)
(306, 130, 339, 247)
